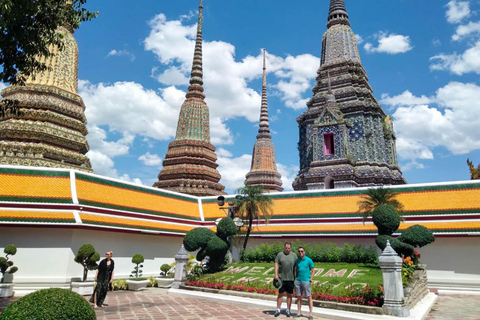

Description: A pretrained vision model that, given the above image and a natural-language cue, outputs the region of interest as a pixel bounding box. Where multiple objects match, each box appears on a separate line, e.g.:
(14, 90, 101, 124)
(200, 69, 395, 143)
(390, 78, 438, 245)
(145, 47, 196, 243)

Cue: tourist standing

(274, 242, 297, 317)
(91, 250, 115, 308)
(295, 247, 315, 319)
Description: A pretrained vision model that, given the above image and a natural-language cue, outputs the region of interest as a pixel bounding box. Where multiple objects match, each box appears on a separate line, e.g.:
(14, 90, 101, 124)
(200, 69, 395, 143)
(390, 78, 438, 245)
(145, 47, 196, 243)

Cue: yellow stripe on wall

(79, 213, 209, 233)
(0, 210, 74, 220)
(76, 180, 200, 219)
(0, 175, 71, 199)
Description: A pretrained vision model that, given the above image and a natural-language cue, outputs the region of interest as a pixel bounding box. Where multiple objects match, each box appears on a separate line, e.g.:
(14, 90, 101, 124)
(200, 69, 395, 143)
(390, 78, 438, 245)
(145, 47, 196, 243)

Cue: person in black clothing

(91, 250, 115, 308)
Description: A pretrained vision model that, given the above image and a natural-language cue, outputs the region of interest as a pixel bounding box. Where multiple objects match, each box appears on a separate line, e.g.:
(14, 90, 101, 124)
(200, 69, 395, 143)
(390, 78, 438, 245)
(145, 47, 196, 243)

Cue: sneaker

(286, 310, 291, 317)
(274, 310, 281, 317)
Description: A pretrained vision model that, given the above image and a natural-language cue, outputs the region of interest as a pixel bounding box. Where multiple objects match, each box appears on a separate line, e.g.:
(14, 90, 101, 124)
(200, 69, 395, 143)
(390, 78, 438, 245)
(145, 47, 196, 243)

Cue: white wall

(0, 227, 183, 289)
(2, 226, 479, 292)
(247, 236, 480, 275)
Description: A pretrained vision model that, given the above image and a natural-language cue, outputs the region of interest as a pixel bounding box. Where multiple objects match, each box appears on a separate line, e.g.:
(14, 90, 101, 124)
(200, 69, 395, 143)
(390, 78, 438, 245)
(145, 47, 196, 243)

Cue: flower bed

(184, 280, 383, 307)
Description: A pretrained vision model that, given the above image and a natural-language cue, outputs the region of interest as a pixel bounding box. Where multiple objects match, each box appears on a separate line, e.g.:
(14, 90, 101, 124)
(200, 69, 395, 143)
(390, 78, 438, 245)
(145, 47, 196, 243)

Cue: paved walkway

(426, 295, 480, 320)
(93, 289, 326, 320)
(1, 289, 480, 319)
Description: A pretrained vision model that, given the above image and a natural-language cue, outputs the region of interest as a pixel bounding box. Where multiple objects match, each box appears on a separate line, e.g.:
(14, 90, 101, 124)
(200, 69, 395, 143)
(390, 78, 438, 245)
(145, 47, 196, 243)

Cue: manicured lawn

(197, 262, 382, 295)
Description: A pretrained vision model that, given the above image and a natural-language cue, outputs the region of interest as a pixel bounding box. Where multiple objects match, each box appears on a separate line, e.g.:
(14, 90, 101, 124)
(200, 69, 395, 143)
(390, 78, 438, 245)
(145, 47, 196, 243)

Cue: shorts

(279, 280, 294, 294)
(295, 280, 312, 297)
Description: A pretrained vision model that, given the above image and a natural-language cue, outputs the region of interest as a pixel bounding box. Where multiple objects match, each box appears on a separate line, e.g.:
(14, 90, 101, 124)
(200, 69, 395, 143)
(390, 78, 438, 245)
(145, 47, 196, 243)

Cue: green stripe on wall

(0, 167, 70, 177)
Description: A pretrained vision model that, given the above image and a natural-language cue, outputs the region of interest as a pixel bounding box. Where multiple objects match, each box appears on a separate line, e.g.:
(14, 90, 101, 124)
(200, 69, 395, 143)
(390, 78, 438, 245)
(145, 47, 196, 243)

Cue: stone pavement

(1, 289, 480, 319)
(93, 288, 329, 320)
(425, 295, 480, 320)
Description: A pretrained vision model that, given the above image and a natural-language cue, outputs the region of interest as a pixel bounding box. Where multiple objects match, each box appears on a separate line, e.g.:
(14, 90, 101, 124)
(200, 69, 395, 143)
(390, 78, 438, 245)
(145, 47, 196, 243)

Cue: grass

(196, 262, 383, 296)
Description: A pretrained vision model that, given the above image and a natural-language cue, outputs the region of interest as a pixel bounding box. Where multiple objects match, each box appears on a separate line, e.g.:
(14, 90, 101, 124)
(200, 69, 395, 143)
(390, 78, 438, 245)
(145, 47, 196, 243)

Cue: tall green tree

(235, 184, 274, 250)
(0, 0, 98, 85)
(467, 159, 480, 180)
(357, 187, 404, 223)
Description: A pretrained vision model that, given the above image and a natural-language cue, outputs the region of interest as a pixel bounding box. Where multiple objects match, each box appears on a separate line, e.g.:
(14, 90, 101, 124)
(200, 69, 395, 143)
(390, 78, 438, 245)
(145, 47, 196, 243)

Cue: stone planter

(0, 283, 14, 298)
(155, 277, 174, 288)
(71, 281, 95, 296)
(126, 280, 149, 291)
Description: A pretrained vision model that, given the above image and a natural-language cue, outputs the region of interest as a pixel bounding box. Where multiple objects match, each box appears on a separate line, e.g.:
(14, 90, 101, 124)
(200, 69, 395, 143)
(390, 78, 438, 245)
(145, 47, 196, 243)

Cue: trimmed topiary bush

(216, 217, 237, 240)
(372, 204, 402, 235)
(130, 254, 144, 279)
(183, 217, 237, 273)
(398, 225, 435, 248)
(183, 228, 216, 252)
(74, 244, 100, 282)
(160, 264, 171, 276)
(0, 244, 18, 283)
(0, 288, 96, 320)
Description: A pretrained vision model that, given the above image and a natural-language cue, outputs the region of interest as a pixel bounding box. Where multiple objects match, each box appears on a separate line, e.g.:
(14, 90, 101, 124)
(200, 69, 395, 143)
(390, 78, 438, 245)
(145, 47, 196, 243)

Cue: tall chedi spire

(0, 19, 92, 171)
(153, 0, 225, 196)
(293, 0, 405, 190)
(245, 50, 283, 192)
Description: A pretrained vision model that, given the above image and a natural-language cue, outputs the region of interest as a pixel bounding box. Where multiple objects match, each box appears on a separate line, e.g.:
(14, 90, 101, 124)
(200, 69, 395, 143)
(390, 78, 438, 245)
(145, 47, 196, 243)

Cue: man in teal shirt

(294, 247, 315, 319)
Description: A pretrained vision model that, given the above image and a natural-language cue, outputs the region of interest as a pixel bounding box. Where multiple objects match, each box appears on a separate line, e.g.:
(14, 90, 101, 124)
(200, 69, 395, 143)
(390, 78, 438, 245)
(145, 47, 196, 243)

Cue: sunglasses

(298, 250, 304, 253)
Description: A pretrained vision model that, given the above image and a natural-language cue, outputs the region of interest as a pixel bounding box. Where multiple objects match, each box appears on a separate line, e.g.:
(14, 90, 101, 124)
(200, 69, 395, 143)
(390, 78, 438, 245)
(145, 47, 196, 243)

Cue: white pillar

(171, 244, 189, 289)
(379, 241, 410, 317)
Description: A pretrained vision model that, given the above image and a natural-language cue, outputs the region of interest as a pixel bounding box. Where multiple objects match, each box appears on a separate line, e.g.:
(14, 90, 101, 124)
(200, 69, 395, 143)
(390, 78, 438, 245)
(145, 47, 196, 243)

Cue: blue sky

(52, 0, 480, 193)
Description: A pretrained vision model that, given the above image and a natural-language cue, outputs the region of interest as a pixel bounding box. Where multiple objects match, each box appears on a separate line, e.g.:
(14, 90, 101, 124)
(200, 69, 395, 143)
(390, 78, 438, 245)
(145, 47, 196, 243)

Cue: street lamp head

(217, 196, 225, 207)
(233, 217, 244, 228)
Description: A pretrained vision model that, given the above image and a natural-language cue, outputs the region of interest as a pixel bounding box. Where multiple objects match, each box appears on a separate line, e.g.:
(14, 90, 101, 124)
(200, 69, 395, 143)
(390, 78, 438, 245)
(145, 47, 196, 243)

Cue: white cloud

(276, 163, 299, 192)
(452, 21, 480, 41)
(445, 1, 470, 24)
(430, 40, 480, 75)
(391, 82, 480, 163)
(79, 80, 183, 181)
(364, 32, 413, 54)
(106, 49, 135, 61)
(355, 34, 364, 45)
(153, 66, 189, 86)
(119, 174, 143, 185)
(380, 91, 433, 107)
(144, 13, 319, 119)
(138, 152, 163, 166)
(217, 153, 252, 193)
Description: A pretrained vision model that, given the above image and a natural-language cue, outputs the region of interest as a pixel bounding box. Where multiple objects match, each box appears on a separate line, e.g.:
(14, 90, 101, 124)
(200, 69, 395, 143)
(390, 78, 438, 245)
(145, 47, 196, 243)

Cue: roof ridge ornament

(185, 0, 205, 101)
(327, 0, 350, 28)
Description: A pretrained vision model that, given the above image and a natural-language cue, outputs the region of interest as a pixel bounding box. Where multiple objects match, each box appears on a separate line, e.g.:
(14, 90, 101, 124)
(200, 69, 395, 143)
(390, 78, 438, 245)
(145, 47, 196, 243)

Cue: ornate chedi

(244, 50, 283, 192)
(153, 0, 225, 196)
(293, 0, 406, 190)
(0, 25, 93, 172)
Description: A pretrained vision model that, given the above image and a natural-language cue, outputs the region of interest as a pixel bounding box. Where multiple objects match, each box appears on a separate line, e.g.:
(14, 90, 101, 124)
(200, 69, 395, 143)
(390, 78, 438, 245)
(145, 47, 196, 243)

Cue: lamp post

(216, 196, 245, 229)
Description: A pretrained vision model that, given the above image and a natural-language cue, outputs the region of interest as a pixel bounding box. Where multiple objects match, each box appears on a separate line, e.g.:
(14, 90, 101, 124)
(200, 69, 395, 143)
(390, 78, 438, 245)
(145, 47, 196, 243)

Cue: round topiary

(216, 217, 237, 240)
(4, 244, 17, 256)
(398, 224, 435, 248)
(372, 204, 402, 235)
(183, 228, 216, 252)
(0, 288, 96, 320)
(132, 254, 144, 265)
(160, 264, 171, 274)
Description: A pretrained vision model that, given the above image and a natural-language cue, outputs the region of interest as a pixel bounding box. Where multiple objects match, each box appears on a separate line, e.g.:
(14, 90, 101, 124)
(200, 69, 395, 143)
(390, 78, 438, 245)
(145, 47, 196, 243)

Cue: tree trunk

(83, 264, 88, 282)
(243, 215, 253, 250)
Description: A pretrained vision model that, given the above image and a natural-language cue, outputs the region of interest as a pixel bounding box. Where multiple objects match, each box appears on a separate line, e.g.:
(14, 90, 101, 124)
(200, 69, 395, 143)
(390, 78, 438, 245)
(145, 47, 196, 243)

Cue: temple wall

(0, 227, 183, 292)
(247, 236, 480, 275)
